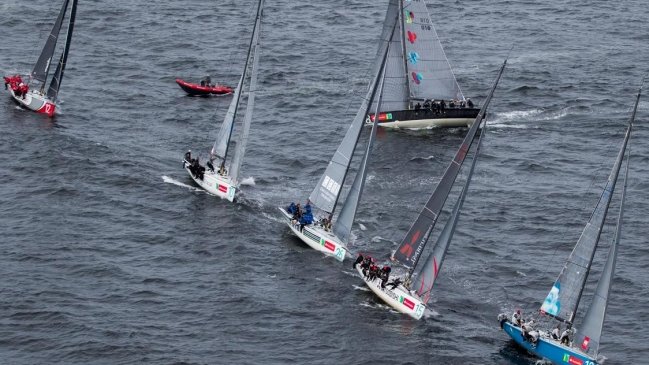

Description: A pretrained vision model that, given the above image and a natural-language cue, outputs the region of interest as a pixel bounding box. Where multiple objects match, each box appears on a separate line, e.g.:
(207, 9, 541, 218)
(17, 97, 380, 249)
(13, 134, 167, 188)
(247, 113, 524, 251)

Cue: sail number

(334, 247, 345, 261)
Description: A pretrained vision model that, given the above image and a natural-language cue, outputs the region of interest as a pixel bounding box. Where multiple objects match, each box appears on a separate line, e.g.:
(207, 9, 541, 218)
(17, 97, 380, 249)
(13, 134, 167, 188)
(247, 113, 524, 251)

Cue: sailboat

(355, 60, 506, 319)
(3, 0, 78, 117)
(277, 16, 399, 262)
(497, 88, 640, 365)
(182, 0, 263, 202)
(364, 0, 480, 129)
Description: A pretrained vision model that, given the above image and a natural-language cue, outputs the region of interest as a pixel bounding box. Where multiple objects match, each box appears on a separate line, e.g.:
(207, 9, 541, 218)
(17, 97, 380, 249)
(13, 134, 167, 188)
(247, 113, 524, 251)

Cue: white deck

(366, 117, 474, 129)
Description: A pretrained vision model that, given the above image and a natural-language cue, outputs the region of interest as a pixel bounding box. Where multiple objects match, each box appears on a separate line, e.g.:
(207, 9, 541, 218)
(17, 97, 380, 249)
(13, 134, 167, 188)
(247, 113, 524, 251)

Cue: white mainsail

(210, 0, 263, 167)
(401, 0, 464, 101)
(230, 7, 263, 185)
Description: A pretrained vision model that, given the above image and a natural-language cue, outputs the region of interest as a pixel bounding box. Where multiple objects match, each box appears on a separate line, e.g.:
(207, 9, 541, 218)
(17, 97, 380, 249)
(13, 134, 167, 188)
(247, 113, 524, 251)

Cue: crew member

(560, 328, 571, 345)
(353, 254, 364, 269)
(551, 324, 560, 340)
(512, 309, 522, 327)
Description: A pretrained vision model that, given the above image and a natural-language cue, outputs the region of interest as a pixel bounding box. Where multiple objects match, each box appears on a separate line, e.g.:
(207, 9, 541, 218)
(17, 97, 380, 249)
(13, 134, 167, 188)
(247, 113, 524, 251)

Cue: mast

(307, 18, 396, 215)
(540, 88, 639, 324)
(229, 1, 263, 184)
(210, 0, 263, 168)
(391, 60, 506, 276)
(397, 0, 411, 106)
(31, 0, 71, 85)
(332, 52, 387, 244)
(414, 120, 485, 304)
(574, 139, 630, 358)
(47, 0, 78, 100)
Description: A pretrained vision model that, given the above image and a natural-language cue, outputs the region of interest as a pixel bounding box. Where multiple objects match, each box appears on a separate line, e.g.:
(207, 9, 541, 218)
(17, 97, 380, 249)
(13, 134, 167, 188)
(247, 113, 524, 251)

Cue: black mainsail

(47, 0, 78, 100)
(392, 60, 507, 274)
(31, 0, 71, 84)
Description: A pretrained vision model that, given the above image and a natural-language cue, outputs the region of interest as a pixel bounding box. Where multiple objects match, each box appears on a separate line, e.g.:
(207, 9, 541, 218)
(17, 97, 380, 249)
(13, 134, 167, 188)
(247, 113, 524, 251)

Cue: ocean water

(1, 0, 648, 364)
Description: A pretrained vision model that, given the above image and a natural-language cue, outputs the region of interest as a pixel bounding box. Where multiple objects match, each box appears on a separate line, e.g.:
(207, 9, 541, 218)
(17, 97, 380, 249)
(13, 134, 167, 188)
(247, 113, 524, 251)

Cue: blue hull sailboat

(498, 87, 641, 365)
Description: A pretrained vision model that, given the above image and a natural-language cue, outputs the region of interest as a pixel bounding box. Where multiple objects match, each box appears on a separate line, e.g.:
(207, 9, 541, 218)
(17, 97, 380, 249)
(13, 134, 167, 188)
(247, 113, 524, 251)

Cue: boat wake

(240, 176, 255, 186)
(352, 284, 370, 292)
(161, 175, 202, 192)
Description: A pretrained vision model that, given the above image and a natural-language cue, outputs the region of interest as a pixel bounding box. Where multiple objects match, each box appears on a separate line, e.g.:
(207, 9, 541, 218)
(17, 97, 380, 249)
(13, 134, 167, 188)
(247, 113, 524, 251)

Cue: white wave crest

(162, 175, 199, 190)
(240, 176, 255, 186)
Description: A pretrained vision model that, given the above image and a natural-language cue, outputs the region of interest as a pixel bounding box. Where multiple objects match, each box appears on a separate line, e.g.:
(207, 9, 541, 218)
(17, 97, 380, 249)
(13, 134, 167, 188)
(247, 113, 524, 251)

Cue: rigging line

(205, 0, 260, 151)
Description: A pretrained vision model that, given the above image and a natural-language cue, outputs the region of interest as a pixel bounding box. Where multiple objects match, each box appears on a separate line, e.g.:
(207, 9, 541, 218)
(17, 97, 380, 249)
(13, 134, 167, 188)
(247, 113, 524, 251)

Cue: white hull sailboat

(356, 60, 507, 319)
(278, 208, 347, 261)
(497, 88, 641, 365)
(183, 163, 236, 201)
(354, 265, 425, 319)
(280, 24, 395, 262)
(183, 0, 263, 201)
(3, 0, 77, 118)
(363, 0, 480, 130)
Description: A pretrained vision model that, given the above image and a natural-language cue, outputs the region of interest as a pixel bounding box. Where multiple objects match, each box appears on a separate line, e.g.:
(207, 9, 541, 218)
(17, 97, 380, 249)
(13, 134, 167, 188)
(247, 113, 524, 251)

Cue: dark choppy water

(1, 0, 648, 364)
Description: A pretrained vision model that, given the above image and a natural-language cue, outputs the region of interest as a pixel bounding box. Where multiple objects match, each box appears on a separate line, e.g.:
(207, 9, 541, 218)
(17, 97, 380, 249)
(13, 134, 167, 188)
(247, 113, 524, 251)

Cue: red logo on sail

(401, 297, 415, 310)
(323, 241, 335, 252)
(581, 336, 590, 350)
(568, 356, 583, 365)
(407, 31, 417, 44)
(218, 184, 228, 193)
(399, 230, 420, 258)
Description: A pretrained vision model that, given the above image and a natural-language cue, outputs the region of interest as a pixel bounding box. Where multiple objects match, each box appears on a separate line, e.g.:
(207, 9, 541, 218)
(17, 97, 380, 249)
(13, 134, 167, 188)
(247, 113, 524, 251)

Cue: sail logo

(540, 282, 561, 316)
(408, 51, 419, 65)
(399, 230, 420, 259)
(321, 175, 341, 196)
(404, 10, 414, 24)
(581, 336, 590, 350)
(407, 31, 417, 44)
(411, 72, 423, 85)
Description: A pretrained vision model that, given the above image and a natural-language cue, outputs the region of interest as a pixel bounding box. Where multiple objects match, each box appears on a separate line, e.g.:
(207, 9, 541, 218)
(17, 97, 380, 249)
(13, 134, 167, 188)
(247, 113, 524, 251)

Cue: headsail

(230, 2, 263, 184)
(392, 60, 506, 272)
(32, 0, 71, 83)
(401, 0, 463, 101)
(370, 0, 408, 112)
(574, 140, 630, 358)
(210, 0, 263, 165)
(539, 89, 639, 324)
(47, 0, 78, 100)
(333, 56, 387, 244)
(413, 121, 485, 304)
(308, 20, 395, 214)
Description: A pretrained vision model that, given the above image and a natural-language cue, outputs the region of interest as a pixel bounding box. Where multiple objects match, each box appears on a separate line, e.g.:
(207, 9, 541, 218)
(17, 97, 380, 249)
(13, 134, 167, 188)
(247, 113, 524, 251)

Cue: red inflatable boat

(175, 78, 233, 96)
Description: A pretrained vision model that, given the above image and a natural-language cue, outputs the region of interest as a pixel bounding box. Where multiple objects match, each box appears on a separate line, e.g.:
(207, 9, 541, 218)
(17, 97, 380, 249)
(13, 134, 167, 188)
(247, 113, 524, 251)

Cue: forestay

(392, 60, 506, 271)
(32, 0, 71, 83)
(230, 1, 263, 184)
(333, 58, 387, 244)
(539, 90, 637, 324)
(575, 146, 629, 358)
(401, 0, 463, 101)
(308, 22, 395, 214)
(414, 121, 485, 304)
(370, 0, 408, 112)
(211, 0, 263, 165)
(47, 0, 78, 100)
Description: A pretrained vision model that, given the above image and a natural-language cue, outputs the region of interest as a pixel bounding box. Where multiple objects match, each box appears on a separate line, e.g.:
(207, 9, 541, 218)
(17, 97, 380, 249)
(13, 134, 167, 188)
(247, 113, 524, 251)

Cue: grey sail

(392, 60, 506, 271)
(32, 0, 70, 83)
(401, 0, 464, 101)
(210, 0, 263, 165)
(47, 0, 78, 100)
(333, 56, 387, 244)
(230, 3, 263, 185)
(370, 0, 408, 112)
(414, 121, 485, 304)
(308, 22, 395, 214)
(539, 90, 639, 324)
(574, 145, 629, 358)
